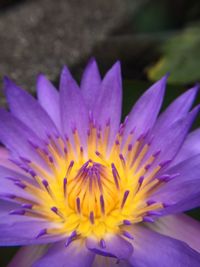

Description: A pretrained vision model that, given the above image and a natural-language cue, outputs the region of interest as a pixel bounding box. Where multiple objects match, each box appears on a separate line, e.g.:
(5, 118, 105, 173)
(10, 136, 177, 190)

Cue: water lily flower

(0, 59, 200, 267)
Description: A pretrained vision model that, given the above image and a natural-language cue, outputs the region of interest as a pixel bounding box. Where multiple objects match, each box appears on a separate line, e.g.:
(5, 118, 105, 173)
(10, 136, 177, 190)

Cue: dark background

(0, 0, 200, 265)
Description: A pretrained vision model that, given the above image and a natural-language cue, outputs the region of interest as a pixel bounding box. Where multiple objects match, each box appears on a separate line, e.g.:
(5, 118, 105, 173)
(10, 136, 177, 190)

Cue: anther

(29, 169, 37, 177)
(121, 190, 130, 208)
(115, 140, 120, 146)
(128, 144, 132, 151)
(76, 197, 81, 214)
(42, 179, 49, 190)
(111, 163, 120, 189)
(138, 176, 144, 185)
(36, 228, 47, 239)
(14, 181, 26, 189)
(71, 124, 77, 134)
(157, 174, 171, 181)
(9, 209, 26, 215)
(80, 146, 84, 154)
(146, 200, 156, 206)
(89, 211, 95, 224)
(153, 150, 161, 158)
(123, 231, 134, 240)
(87, 129, 91, 136)
(106, 118, 111, 127)
(99, 239, 106, 249)
(147, 210, 162, 216)
(124, 115, 129, 125)
(5, 177, 20, 182)
(137, 133, 145, 142)
(19, 156, 31, 164)
(65, 231, 77, 247)
(66, 160, 74, 176)
(64, 147, 68, 154)
(145, 164, 151, 171)
(143, 216, 154, 223)
(130, 127, 135, 135)
(48, 156, 54, 163)
(89, 110, 94, 123)
(9, 159, 28, 172)
(119, 153, 126, 168)
(97, 131, 101, 139)
(0, 193, 16, 199)
(50, 206, 63, 218)
(100, 194, 105, 214)
(42, 148, 49, 156)
(51, 206, 58, 215)
(95, 151, 100, 156)
(63, 178, 67, 196)
(96, 171, 103, 193)
(123, 220, 132, 225)
(27, 139, 39, 150)
(21, 203, 33, 209)
(159, 160, 172, 168)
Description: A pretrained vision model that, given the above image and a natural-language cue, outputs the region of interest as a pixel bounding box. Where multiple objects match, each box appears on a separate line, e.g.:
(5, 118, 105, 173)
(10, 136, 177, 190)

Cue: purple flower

(0, 59, 200, 267)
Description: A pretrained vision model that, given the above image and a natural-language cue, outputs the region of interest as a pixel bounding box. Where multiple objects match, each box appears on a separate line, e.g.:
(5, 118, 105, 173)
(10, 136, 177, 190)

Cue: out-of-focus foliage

(148, 25, 200, 84)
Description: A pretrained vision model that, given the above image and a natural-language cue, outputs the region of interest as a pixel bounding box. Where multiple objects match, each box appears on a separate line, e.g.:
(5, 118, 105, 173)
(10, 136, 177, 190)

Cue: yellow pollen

(18, 126, 166, 241)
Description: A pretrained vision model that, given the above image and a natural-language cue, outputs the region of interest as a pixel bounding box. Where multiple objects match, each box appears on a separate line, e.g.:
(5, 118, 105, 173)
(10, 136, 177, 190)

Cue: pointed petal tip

(103, 61, 122, 82)
(60, 65, 76, 85)
(166, 72, 170, 78)
(184, 84, 199, 100)
(3, 77, 20, 97)
(160, 73, 169, 83)
(3, 76, 14, 88)
(148, 74, 168, 95)
(37, 73, 46, 81)
(37, 73, 54, 88)
(192, 82, 200, 93)
(61, 65, 71, 75)
(113, 60, 121, 72)
(147, 74, 167, 97)
(82, 57, 100, 79)
(86, 57, 98, 67)
(106, 60, 121, 75)
(189, 83, 199, 92)
(36, 73, 48, 86)
(192, 104, 200, 115)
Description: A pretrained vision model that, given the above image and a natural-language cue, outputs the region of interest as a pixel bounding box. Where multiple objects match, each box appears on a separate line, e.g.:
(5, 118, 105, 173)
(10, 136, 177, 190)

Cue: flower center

(8, 121, 171, 243)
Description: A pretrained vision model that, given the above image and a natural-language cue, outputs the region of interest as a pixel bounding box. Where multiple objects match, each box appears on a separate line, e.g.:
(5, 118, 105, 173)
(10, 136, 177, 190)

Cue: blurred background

(0, 0, 200, 265)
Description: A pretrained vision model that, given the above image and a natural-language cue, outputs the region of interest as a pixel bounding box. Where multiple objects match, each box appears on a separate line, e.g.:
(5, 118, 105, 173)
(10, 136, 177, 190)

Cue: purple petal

(37, 74, 61, 131)
(0, 189, 62, 246)
(154, 85, 198, 131)
(0, 109, 49, 170)
(0, 165, 38, 203)
(172, 129, 200, 166)
(86, 234, 133, 260)
(81, 58, 101, 110)
(0, 200, 19, 218)
(93, 62, 122, 149)
(33, 239, 95, 267)
(4, 78, 59, 139)
(93, 255, 132, 267)
(143, 106, 199, 166)
(128, 225, 200, 267)
(8, 245, 48, 267)
(60, 66, 89, 146)
(122, 75, 167, 146)
(0, 217, 63, 245)
(150, 155, 200, 214)
(0, 147, 23, 171)
(149, 214, 200, 253)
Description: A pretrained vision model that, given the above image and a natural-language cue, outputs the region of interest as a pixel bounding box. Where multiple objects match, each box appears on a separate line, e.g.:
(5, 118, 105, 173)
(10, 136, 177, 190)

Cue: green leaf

(148, 25, 200, 84)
